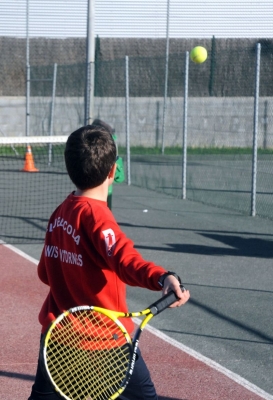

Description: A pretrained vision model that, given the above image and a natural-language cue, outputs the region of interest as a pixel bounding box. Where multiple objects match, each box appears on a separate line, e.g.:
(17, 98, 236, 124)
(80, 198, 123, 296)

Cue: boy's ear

(108, 163, 116, 179)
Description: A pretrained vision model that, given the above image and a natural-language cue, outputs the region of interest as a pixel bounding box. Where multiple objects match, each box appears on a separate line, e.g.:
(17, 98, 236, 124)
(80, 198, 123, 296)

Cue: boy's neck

(74, 180, 109, 202)
(74, 164, 116, 202)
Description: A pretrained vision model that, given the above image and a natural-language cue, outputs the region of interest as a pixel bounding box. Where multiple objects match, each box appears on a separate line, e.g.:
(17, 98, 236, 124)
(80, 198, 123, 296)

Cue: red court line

(0, 244, 270, 400)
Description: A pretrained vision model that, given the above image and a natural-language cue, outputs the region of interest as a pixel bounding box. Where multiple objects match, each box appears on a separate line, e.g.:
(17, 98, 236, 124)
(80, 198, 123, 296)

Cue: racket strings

(47, 343, 128, 399)
(45, 309, 131, 400)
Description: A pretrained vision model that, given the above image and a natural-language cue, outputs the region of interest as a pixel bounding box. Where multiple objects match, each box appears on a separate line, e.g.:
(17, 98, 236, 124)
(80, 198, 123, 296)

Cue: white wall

(1, 96, 273, 149)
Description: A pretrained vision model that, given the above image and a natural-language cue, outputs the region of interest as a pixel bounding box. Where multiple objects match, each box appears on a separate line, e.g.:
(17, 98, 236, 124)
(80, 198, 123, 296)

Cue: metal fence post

(125, 56, 131, 185)
(85, 0, 95, 125)
(251, 42, 261, 217)
(26, 0, 30, 137)
(48, 63, 58, 165)
(161, 0, 170, 154)
(182, 51, 189, 200)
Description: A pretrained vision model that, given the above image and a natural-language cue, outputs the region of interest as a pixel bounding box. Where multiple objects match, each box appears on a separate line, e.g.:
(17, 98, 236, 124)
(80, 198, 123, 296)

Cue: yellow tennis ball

(190, 46, 207, 64)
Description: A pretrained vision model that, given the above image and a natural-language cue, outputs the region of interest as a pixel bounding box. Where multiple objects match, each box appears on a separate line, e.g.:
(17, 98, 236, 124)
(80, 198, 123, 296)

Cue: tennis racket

(41, 288, 184, 400)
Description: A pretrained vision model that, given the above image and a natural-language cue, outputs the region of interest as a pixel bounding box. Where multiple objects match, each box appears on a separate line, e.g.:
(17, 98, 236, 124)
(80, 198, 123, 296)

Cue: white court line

(1, 241, 38, 265)
(3, 242, 272, 400)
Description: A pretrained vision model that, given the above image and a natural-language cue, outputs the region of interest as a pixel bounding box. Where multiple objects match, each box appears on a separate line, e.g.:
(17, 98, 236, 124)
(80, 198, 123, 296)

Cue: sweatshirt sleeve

(37, 245, 49, 285)
(92, 216, 167, 291)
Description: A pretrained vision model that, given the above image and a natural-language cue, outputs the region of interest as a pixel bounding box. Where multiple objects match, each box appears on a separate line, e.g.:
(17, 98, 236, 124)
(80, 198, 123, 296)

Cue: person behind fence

(27, 124, 190, 400)
(91, 118, 125, 209)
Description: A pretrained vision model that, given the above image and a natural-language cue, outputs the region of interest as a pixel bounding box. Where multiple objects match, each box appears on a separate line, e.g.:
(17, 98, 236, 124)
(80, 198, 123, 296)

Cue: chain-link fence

(28, 63, 85, 136)
(1, 37, 273, 221)
(94, 45, 273, 222)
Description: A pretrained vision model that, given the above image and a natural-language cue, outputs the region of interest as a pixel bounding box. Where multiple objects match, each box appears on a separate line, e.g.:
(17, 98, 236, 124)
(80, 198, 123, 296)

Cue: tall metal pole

(182, 51, 189, 200)
(48, 63, 58, 166)
(161, 0, 170, 154)
(26, 0, 30, 136)
(85, 0, 95, 125)
(49, 63, 57, 137)
(251, 42, 261, 217)
(125, 56, 131, 186)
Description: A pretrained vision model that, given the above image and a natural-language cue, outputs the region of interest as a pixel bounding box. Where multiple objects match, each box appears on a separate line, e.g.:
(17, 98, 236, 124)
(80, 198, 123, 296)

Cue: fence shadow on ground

(0, 370, 35, 381)
(159, 397, 187, 400)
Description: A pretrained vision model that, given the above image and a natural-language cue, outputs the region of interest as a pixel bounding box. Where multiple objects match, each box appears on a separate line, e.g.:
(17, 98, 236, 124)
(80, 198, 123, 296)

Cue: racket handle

(149, 285, 184, 315)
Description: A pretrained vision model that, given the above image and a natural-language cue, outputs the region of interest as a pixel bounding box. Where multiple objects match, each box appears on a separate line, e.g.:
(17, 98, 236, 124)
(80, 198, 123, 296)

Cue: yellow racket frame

(42, 289, 180, 400)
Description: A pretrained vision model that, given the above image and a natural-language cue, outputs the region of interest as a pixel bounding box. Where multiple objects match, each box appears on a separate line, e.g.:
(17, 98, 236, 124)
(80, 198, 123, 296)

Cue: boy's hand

(162, 274, 190, 308)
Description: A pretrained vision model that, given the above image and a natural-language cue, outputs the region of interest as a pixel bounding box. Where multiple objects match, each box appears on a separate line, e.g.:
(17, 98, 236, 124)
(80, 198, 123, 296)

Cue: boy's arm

(93, 219, 173, 291)
(94, 218, 190, 306)
(37, 246, 49, 285)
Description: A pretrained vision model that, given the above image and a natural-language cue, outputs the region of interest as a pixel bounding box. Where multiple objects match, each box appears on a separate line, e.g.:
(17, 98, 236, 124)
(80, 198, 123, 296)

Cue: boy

(28, 124, 190, 400)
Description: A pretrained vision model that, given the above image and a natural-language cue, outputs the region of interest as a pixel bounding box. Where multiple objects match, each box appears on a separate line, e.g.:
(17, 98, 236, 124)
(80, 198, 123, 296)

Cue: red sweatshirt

(38, 193, 166, 333)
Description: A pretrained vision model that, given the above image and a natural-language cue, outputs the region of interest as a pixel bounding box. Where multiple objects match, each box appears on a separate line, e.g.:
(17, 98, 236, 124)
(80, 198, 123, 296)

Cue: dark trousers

(28, 338, 158, 400)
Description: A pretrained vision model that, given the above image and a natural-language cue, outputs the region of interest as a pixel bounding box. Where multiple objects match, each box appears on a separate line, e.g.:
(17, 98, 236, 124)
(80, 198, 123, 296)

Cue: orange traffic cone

(22, 145, 39, 172)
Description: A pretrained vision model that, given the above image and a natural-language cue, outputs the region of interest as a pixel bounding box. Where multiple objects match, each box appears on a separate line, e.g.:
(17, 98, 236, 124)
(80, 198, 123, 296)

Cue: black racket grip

(149, 285, 184, 315)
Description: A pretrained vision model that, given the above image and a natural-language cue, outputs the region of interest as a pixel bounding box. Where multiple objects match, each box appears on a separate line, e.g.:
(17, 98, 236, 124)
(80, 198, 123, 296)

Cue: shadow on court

(0, 370, 35, 381)
(159, 397, 187, 400)
(162, 297, 273, 345)
(135, 237, 273, 258)
(120, 222, 273, 259)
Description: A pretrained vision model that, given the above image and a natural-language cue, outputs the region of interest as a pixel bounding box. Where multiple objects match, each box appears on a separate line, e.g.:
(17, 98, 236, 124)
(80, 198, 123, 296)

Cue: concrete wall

(1, 96, 273, 148)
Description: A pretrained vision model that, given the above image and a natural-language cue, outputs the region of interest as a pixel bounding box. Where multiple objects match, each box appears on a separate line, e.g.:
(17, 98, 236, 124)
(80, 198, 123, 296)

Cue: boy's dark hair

(64, 125, 117, 190)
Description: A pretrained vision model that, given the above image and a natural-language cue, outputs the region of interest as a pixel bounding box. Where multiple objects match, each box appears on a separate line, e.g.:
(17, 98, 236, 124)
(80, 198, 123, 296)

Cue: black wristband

(158, 271, 181, 288)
